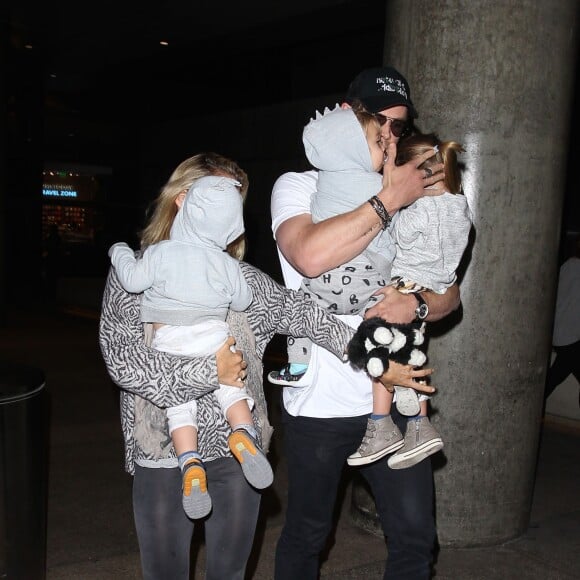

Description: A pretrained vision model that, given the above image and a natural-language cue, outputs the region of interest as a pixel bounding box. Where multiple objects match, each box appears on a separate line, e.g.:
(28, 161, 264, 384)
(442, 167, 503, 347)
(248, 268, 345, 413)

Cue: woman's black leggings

(133, 457, 261, 580)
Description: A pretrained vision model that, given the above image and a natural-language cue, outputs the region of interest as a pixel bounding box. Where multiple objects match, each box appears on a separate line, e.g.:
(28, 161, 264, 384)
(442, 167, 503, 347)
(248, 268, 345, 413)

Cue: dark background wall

(4, 0, 389, 305)
(3, 0, 579, 307)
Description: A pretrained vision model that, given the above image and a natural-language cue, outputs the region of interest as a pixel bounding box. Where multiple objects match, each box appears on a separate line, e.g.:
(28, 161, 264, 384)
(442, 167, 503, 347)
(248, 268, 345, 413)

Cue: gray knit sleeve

(239, 262, 355, 359)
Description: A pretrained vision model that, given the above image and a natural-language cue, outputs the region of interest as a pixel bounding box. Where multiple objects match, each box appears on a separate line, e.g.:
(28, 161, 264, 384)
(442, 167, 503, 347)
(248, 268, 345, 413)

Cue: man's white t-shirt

(271, 170, 374, 418)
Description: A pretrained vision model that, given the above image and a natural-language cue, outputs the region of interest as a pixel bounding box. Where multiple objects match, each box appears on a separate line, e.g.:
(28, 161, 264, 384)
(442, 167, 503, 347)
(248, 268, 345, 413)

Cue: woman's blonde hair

(140, 152, 249, 259)
(396, 133, 464, 194)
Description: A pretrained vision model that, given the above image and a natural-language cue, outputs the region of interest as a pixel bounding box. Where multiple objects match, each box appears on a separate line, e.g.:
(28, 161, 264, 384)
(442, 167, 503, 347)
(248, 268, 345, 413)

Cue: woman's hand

(376, 360, 435, 394)
(216, 337, 247, 387)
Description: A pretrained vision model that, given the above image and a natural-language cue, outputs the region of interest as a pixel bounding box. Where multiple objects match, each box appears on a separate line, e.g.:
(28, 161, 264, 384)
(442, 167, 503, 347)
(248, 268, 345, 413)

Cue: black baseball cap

(345, 66, 417, 118)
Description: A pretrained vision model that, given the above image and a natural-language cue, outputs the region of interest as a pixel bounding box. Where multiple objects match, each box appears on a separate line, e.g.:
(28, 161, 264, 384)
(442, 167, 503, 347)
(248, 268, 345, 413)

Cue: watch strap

(412, 292, 428, 321)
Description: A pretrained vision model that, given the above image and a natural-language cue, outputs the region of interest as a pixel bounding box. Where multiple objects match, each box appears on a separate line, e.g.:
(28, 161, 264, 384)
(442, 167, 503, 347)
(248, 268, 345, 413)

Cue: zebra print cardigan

(98, 261, 354, 475)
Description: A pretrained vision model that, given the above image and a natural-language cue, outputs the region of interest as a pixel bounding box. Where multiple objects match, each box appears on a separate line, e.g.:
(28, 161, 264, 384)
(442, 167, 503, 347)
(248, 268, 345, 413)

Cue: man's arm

(365, 284, 461, 324)
(239, 261, 355, 361)
(275, 209, 383, 277)
(274, 144, 443, 278)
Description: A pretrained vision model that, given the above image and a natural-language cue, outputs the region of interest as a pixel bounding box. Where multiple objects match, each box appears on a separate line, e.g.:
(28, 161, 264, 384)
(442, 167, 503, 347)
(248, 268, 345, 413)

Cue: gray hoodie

(109, 175, 252, 325)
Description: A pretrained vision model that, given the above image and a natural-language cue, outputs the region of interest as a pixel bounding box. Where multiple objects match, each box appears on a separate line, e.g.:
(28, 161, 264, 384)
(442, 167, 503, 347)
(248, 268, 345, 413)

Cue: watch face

(416, 304, 429, 319)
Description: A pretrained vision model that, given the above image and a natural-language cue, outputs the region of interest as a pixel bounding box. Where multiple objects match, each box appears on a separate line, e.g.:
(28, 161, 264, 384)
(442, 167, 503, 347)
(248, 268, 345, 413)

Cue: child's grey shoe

(228, 429, 274, 489)
(394, 385, 421, 416)
(387, 416, 443, 470)
(347, 416, 404, 466)
(182, 458, 212, 519)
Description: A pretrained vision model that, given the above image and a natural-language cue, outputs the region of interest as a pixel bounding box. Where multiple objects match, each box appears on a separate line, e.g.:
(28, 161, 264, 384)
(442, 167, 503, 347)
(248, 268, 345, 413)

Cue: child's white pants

(152, 321, 254, 434)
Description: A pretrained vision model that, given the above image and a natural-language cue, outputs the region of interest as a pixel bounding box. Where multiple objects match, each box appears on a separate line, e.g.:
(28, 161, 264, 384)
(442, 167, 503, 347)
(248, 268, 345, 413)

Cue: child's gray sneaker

(394, 385, 420, 416)
(228, 429, 274, 489)
(387, 416, 443, 470)
(181, 458, 212, 519)
(347, 416, 404, 466)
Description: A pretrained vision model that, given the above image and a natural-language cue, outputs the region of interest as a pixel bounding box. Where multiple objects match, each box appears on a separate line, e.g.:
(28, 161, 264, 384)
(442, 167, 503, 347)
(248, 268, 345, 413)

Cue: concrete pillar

(381, 0, 579, 546)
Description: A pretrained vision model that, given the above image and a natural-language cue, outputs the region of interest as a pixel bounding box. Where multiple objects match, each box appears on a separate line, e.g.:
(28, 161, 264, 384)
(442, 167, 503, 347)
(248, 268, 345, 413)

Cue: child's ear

(175, 191, 187, 209)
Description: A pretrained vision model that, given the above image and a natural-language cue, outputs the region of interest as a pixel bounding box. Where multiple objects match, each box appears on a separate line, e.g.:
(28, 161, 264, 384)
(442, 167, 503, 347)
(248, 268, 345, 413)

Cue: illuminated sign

(42, 185, 78, 198)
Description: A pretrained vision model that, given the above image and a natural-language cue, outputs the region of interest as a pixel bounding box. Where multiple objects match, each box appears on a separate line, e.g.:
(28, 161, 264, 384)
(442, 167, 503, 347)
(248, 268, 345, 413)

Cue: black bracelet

(368, 195, 392, 230)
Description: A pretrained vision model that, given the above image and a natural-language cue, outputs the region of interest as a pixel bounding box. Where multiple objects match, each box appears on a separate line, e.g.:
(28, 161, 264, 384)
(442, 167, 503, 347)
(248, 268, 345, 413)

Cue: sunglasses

(373, 113, 409, 138)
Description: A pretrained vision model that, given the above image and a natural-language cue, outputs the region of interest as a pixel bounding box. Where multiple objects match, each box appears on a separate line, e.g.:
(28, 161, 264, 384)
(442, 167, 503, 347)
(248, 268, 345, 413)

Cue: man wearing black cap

(346, 65, 419, 117)
(270, 66, 460, 579)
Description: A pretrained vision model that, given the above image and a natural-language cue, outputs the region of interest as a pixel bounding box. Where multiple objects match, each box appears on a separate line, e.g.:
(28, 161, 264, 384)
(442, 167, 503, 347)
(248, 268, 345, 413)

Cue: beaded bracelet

(368, 195, 392, 230)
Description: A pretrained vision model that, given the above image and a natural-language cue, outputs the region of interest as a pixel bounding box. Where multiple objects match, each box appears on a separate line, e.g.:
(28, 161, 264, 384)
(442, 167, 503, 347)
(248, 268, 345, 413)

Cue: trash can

(0, 362, 48, 580)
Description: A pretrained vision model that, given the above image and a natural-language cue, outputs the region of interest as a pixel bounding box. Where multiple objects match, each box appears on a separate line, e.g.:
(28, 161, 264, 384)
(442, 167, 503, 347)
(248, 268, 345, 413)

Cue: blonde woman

(99, 151, 435, 580)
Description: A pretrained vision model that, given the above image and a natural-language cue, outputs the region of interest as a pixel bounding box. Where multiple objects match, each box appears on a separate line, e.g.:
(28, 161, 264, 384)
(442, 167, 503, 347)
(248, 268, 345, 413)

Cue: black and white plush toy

(347, 317, 427, 377)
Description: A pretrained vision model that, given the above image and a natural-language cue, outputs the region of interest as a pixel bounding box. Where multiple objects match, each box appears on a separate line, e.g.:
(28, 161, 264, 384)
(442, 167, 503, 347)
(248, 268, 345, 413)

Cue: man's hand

(216, 336, 247, 387)
(365, 286, 416, 324)
(379, 142, 444, 215)
(365, 284, 461, 324)
(376, 362, 435, 394)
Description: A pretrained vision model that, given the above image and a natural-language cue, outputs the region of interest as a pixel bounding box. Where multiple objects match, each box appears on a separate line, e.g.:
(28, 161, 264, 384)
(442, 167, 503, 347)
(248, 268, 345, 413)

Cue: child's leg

(152, 324, 232, 519)
(268, 336, 310, 385)
(167, 401, 212, 520)
(347, 381, 404, 466)
(387, 395, 444, 470)
(215, 385, 274, 490)
(388, 279, 426, 416)
(171, 425, 198, 457)
(371, 380, 393, 415)
(225, 399, 257, 437)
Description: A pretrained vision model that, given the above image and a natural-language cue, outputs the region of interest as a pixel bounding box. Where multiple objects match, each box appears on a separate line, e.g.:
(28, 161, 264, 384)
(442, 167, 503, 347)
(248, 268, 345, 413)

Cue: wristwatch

(412, 292, 429, 321)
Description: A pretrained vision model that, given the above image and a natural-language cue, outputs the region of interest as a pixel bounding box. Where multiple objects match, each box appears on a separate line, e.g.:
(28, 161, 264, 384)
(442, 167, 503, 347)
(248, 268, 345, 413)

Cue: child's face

(366, 123, 386, 172)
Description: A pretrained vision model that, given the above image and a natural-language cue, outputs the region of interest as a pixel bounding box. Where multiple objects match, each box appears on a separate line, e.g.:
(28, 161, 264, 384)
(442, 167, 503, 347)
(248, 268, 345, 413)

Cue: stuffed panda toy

(347, 316, 427, 377)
